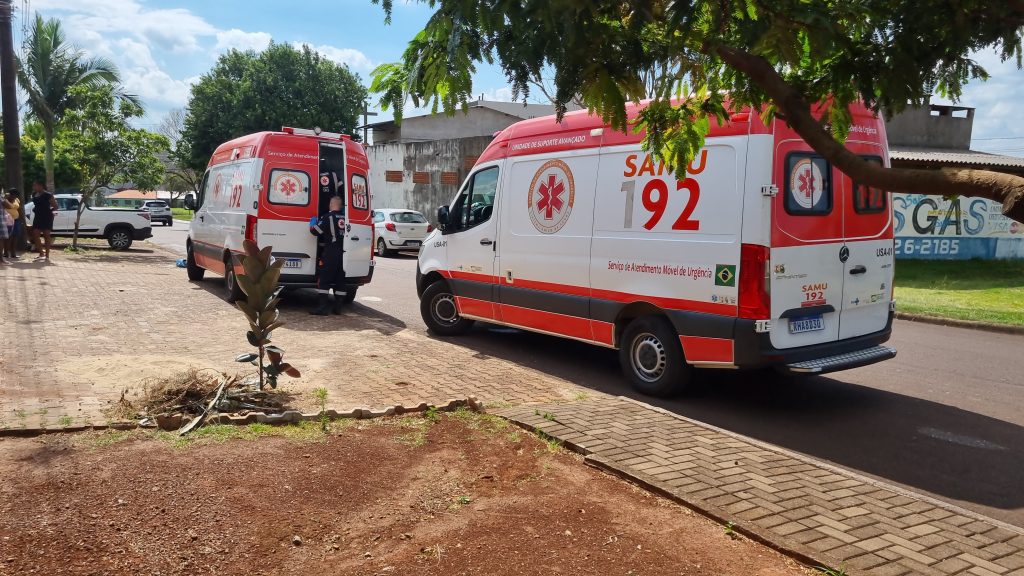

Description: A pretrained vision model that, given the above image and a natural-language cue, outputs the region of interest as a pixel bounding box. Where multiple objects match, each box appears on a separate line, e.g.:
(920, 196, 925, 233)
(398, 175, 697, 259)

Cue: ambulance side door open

(442, 164, 501, 319)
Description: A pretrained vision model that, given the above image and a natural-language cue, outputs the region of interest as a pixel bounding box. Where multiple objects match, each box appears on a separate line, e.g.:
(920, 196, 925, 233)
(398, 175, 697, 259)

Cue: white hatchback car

(373, 208, 432, 256)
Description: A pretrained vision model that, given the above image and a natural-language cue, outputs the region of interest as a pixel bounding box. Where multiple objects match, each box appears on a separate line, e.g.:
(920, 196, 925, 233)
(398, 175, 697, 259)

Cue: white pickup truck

(25, 194, 153, 250)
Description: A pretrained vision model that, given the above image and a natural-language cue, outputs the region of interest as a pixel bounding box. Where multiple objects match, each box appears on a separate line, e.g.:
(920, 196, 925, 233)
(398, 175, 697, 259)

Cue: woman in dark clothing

(30, 180, 57, 260)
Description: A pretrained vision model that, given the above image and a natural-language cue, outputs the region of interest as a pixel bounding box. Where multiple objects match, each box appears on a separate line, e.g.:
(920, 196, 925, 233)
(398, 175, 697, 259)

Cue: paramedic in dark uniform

(309, 196, 346, 315)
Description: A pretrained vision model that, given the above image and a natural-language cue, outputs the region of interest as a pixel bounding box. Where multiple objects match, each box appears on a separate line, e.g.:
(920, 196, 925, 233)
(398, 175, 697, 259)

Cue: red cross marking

(537, 173, 564, 220)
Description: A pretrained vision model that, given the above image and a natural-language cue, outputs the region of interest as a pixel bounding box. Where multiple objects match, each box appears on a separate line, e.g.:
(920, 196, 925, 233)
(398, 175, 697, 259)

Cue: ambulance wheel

(186, 244, 205, 281)
(377, 238, 392, 257)
(224, 255, 245, 303)
(421, 281, 474, 336)
(620, 316, 691, 397)
(341, 288, 357, 304)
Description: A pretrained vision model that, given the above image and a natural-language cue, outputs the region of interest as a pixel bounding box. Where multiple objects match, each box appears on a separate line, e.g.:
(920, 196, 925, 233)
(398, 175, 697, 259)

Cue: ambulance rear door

(769, 140, 846, 349)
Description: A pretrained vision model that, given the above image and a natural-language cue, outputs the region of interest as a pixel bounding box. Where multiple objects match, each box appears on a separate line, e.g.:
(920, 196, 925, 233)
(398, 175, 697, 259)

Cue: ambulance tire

(224, 255, 245, 303)
(186, 244, 205, 281)
(340, 288, 357, 304)
(620, 316, 692, 397)
(421, 281, 474, 336)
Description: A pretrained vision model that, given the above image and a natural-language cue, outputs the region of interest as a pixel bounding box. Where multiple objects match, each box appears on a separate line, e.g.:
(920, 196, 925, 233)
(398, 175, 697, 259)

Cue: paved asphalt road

(147, 230, 1024, 526)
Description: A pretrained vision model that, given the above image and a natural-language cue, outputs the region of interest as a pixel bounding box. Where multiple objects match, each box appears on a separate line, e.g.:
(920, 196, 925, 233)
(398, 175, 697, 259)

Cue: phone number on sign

(895, 238, 960, 256)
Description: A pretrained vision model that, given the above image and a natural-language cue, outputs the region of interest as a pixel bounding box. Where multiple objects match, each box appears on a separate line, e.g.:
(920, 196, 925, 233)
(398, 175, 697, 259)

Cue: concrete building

(884, 102, 1024, 260)
(367, 99, 559, 144)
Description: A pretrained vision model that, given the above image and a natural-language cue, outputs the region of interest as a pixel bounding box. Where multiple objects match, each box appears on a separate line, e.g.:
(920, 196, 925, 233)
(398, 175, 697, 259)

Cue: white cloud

(295, 43, 374, 72)
(933, 49, 1024, 156)
(215, 29, 272, 52)
(31, 0, 274, 121)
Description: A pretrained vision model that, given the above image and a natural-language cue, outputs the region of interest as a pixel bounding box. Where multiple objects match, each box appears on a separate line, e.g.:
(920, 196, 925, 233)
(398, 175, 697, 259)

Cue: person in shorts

(30, 180, 57, 261)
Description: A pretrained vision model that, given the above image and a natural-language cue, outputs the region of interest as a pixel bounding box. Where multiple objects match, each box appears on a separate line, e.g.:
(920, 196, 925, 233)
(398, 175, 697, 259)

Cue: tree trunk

(712, 45, 1024, 223)
(43, 122, 55, 192)
(72, 202, 84, 249)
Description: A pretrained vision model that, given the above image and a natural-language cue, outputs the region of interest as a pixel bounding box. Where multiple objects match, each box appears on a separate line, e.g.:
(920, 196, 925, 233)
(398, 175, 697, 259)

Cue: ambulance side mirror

(437, 205, 450, 233)
(183, 194, 196, 211)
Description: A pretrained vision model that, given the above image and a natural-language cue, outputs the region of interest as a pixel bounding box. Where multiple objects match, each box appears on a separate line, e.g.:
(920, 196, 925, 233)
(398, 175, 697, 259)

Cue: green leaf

(246, 331, 259, 347)
(235, 353, 258, 363)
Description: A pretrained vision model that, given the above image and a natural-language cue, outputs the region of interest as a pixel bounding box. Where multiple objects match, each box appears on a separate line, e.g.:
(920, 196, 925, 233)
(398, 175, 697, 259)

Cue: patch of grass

(536, 430, 562, 453)
(455, 495, 472, 506)
(423, 406, 441, 422)
(85, 429, 136, 448)
(14, 410, 27, 419)
(723, 521, 737, 539)
(58, 416, 74, 427)
(572, 391, 589, 401)
(534, 409, 557, 422)
(394, 416, 431, 447)
(171, 207, 194, 221)
(816, 564, 848, 576)
(895, 259, 1024, 326)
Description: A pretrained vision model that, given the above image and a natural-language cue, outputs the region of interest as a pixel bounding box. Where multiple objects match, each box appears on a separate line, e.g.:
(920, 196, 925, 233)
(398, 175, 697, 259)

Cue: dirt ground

(0, 412, 812, 576)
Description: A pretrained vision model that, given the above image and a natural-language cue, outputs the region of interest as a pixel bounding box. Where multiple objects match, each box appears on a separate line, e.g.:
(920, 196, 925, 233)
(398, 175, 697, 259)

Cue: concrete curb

(896, 312, 1024, 336)
(0, 397, 481, 438)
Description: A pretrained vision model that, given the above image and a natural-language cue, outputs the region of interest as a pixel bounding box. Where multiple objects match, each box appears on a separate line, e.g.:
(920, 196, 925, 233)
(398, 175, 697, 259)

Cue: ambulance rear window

(784, 154, 832, 216)
(853, 156, 886, 214)
(268, 169, 310, 206)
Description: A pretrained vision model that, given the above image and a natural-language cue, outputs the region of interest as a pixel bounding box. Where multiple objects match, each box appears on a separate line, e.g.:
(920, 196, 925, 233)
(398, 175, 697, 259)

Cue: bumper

(278, 263, 375, 289)
(732, 311, 895, 370)
(387, 238, 425, 249)
(134, 227, 153, 240)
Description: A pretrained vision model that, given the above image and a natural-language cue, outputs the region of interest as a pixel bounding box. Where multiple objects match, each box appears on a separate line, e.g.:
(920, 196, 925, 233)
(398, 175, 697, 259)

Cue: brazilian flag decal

(715, 264, 736, 287)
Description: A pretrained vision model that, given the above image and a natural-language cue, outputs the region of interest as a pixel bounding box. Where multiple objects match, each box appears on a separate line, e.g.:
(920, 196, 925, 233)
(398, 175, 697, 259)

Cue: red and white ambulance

(185, 127, 374, 302)
(416, 103, 897, 396)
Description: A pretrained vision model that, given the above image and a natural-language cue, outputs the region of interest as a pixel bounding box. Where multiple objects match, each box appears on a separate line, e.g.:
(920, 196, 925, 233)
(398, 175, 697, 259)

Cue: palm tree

(17, 15, 135, 192)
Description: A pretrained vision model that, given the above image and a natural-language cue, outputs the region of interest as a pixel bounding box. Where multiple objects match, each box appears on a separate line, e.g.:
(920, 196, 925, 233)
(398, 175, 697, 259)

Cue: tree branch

(713, 45, 1024, 223)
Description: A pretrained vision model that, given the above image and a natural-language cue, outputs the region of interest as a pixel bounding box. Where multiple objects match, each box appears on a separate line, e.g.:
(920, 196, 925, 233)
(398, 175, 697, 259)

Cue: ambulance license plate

(284, 258, 302, 269)
(788, 315, 824, 334)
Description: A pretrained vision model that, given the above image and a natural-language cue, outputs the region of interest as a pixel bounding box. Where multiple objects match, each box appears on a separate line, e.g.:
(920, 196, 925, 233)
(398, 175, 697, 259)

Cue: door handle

(199, 215, 204, 222)
(351, 236, 359, 241)
(479, 238, 493, 246)
(849, 265, 867, 275)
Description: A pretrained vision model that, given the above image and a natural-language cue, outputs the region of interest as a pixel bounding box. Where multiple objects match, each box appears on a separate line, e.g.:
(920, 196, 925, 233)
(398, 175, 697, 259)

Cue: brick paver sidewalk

(0, 248, 583, 430)
(497, 397, 1024, 576)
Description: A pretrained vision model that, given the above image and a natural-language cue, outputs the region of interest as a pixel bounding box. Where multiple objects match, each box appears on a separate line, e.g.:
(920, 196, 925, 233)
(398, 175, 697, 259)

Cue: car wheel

(224, 255, 245, 302)
(186, 244, 205, 281)
(107, 227, 133, 250)
(619, 316, 692, 397)
(377, 238, 392, 257)
(167, 219, 173, 227)
(341, 287, 357, 304)
(420, 281, 474, 336)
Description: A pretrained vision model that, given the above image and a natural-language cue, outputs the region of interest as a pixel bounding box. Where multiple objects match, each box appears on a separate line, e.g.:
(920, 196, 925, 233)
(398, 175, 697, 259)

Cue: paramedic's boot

(331, 292, 346, 315)
(310, 293, 331, 316)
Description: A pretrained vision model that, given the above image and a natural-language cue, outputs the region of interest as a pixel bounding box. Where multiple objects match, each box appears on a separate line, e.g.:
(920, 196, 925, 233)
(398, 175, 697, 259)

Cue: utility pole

(0, 0, 22, 205)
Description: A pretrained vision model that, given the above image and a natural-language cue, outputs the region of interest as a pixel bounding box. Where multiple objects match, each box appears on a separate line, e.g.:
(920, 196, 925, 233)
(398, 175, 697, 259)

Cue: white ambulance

(416, 103, 897, 396)
(185, 127, 374, 302)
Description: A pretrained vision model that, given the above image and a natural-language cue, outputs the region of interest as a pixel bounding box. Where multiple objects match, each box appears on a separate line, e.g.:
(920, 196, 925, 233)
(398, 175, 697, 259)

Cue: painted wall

(367, 136, 494, 223)
(373, 109, 521, 144)
(894, 193, 1024, 259)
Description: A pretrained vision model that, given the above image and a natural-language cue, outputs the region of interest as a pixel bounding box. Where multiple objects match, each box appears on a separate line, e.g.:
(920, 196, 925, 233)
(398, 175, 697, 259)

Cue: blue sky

(29, 0, 1024, 156)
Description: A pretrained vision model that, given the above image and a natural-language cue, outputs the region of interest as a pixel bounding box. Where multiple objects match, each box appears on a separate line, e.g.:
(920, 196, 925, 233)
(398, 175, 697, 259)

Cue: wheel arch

(416, 270, 446, 297)
(614, 301, 673, 349)
(102, 222, 134, 237)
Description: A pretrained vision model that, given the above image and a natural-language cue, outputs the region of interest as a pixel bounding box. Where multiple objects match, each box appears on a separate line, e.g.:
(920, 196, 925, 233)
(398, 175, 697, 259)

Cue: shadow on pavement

(438, 323, 1024, 521)
(185, 279, 408, 336)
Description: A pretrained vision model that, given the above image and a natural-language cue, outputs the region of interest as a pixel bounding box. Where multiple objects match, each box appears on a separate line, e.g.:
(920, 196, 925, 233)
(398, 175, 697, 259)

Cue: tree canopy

(61, 85, 169, 246)
(17, 14, 133, 192)
(181, 43, 369, 170)
(371, 0, 1024, 221)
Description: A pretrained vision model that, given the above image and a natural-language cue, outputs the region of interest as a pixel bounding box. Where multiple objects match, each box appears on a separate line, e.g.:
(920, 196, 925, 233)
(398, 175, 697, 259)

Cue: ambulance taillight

(738, 244, 771, 320)
(244, 214, 258, 242)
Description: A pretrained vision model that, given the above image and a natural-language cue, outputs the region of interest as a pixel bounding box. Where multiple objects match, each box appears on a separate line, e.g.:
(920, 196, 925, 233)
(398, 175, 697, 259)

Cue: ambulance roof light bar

(280, 126, 351, 140)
